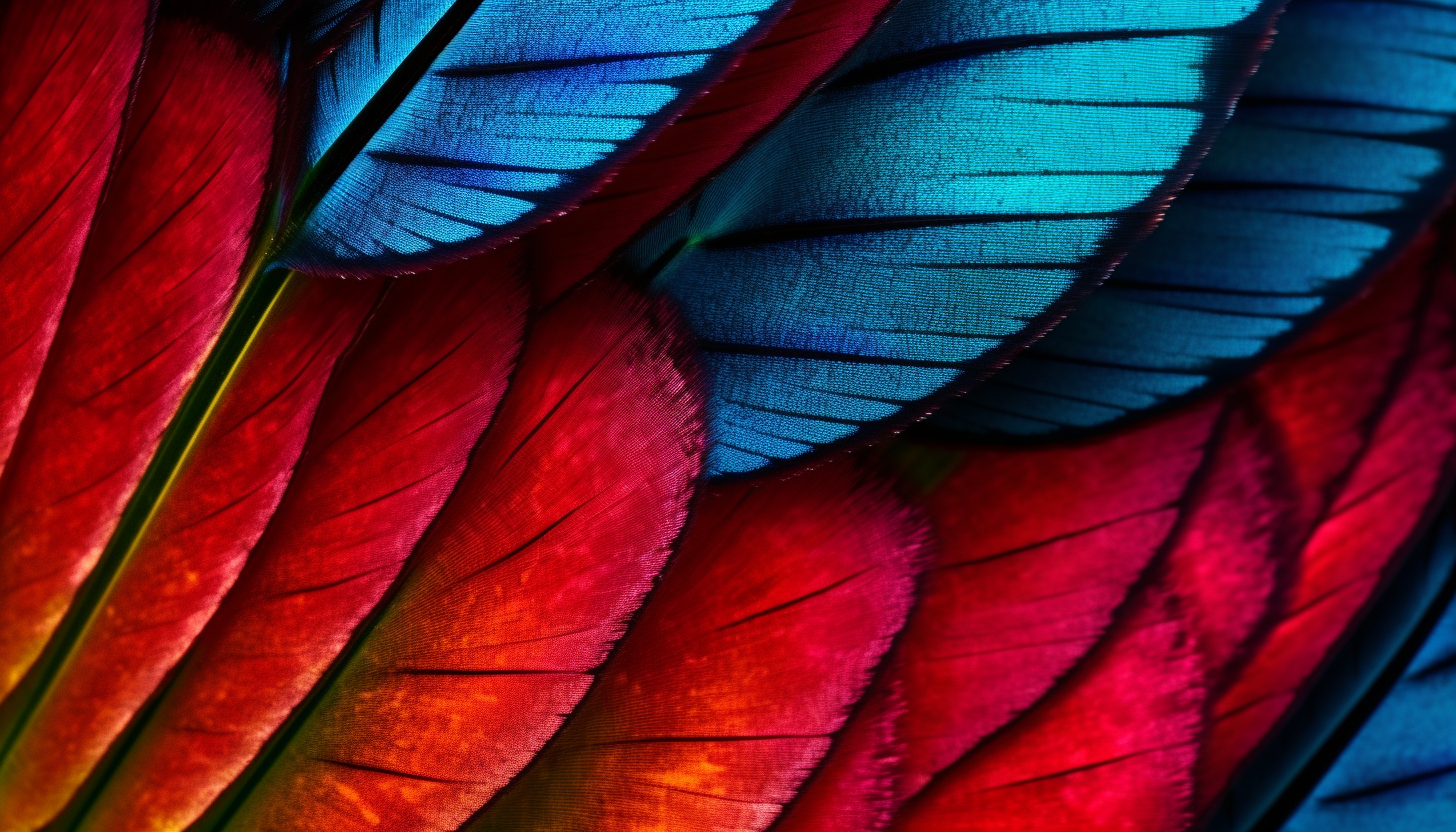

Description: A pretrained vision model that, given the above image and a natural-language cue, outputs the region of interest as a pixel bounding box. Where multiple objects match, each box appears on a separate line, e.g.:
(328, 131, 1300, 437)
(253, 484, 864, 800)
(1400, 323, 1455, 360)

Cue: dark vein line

(1322, 760, 1456, 802)
(312, 757, 483, 785)
(698, 210, 1128, 249)
(287, 0, 490, 229)
(436, 49, 719, 78)
(937, 503, 1175, 569)
(716, 568, 872, 630)
(830, 26, 1232, 90)
(586, 733, 825, 748)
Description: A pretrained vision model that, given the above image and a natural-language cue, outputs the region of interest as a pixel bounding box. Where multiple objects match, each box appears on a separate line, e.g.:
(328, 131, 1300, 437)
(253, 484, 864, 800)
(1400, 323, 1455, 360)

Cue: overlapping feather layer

(0, 1, 1452, 831)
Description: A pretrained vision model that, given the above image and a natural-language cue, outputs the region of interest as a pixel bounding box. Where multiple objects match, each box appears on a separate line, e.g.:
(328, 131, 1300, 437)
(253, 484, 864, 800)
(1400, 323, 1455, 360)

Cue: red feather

(463, 461, 924, 832)
(75, 255, 525, 832)
(886, 406, 1218, 801)
(1195, 233, 1456, 808)
(0, 0, 148, 480)
(891, 585, 1205, 832)
(772, 682, 906, 832)
(881, 225, 1456, 829)
(1156, 398, 1294, 691)
(0, 17, 281, 826)
(0, 271, 378, 830)
(169, 278, 702, 832)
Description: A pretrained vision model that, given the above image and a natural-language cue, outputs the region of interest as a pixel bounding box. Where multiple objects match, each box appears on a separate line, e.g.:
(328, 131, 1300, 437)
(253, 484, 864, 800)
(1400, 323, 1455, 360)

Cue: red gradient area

(0, 13, 272, 712)
(892, 587, 1205, 832)
(888, 405, 1218, 801)
(881, 229, 1456, 829)
(0, 271, 378, 830)
(772, 682, 906, 832)
(0, 0, 148, 482)
(204, 279, 703, 832)
(76, 255, 526, 832)
(1156, 398, 1294, 691)
(464, 461, 924, 832)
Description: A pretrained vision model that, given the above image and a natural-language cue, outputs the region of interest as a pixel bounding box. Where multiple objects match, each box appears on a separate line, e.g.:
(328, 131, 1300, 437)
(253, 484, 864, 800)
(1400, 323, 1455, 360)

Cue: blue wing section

(271, 0, 787, 274)
(629, 0, 1282, 478)
(940, 0, 1456, 438)
(1279, 521, 1456, 831)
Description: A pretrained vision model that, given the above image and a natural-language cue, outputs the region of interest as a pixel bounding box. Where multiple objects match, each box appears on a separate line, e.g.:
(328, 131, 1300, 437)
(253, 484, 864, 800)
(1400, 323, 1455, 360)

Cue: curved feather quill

(69, 257, 525, 832)
(942, 0, 1456, 436)
(0, 274, 379, 832)
(267, 0, 797, 274)
(175, 279, 701, 832)
(626, 0, 1285, 478)
(3, 2, 1455, 829)
(461, 461, 923, 832)
(0, 19, 290, 827)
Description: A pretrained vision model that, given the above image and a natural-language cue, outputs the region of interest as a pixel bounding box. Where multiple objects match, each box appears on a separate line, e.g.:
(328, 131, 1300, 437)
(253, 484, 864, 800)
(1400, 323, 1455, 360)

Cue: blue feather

(940, 0, 1456, 437)
(267, 0, 788, 273)
(628, 0, 1283, 478)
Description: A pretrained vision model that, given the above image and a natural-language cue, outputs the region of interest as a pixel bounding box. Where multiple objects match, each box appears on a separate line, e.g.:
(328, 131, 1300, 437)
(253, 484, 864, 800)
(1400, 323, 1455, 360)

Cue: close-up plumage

(0, 0, 1454, 829)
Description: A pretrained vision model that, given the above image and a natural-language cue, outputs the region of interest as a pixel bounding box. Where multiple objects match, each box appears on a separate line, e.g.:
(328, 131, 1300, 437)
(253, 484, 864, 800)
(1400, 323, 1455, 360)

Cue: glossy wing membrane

(628, 0, 1284, 478)
(271, 0, 795, 274)
(943, 0, 1456, 436)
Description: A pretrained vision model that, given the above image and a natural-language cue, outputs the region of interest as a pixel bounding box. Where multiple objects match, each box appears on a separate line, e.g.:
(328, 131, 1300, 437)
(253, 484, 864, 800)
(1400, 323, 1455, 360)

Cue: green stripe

(0, 266, 295, 791)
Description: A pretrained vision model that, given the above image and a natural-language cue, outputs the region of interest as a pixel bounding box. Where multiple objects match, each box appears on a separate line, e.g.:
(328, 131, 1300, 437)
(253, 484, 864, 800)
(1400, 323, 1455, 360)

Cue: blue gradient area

(943, 0, 1456, 437)
(276, 0, 782, 272)
(1281, 529, 1456, 831)
(634, 0, 1276, 477)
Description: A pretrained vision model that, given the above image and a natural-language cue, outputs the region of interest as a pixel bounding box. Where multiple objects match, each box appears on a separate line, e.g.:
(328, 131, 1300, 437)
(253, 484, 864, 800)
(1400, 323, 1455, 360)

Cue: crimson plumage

(0, 2, 1453, 831)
